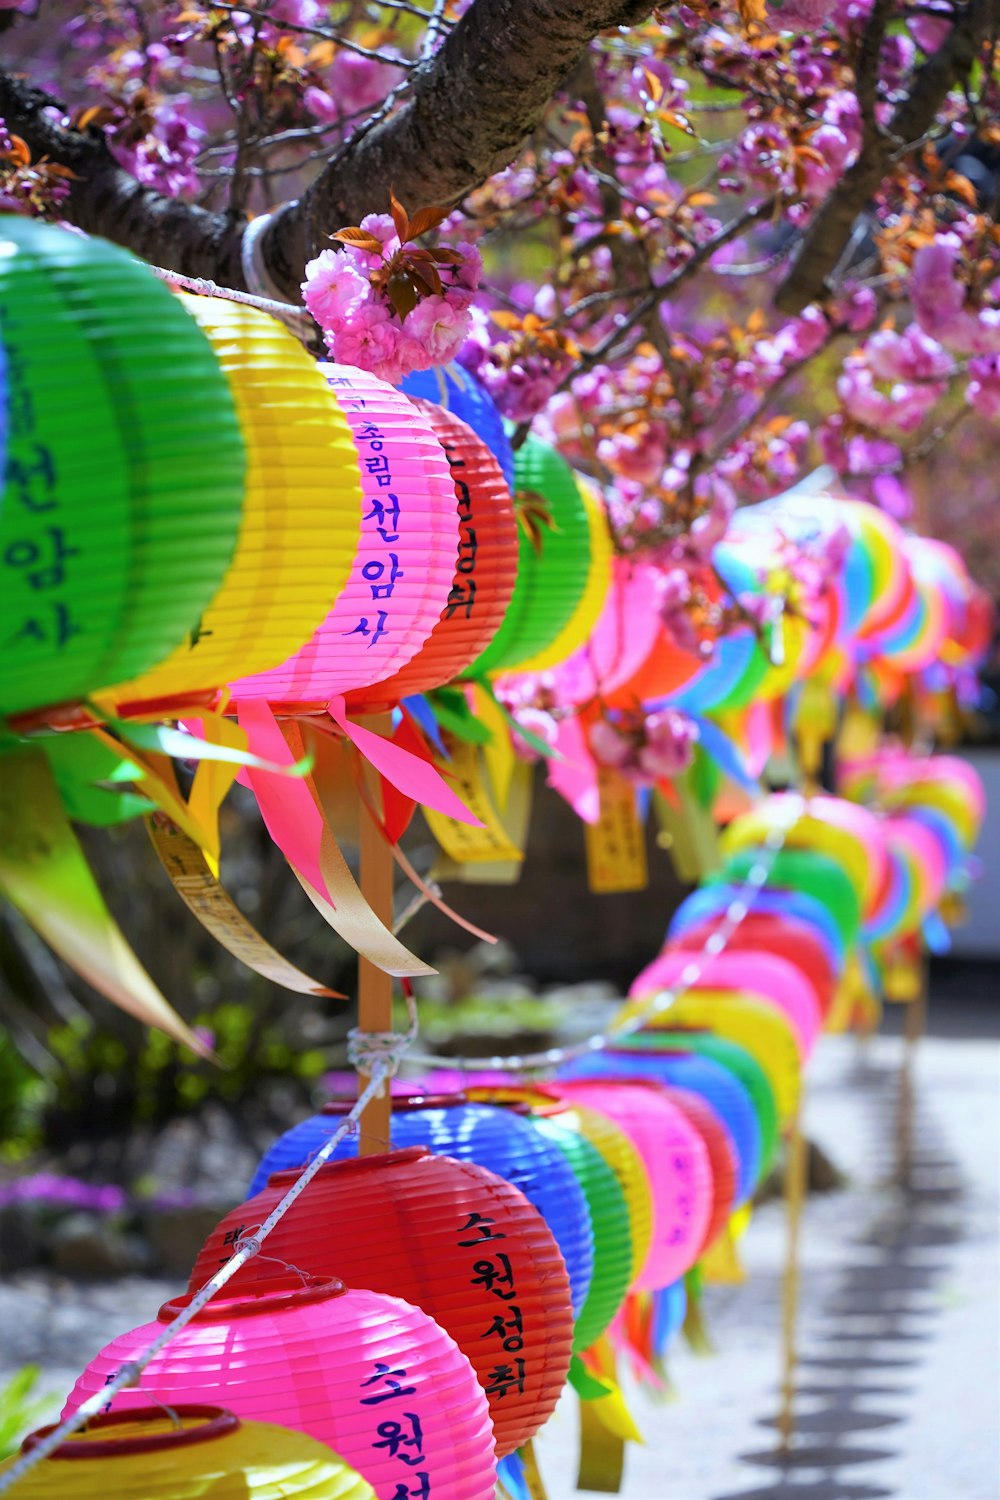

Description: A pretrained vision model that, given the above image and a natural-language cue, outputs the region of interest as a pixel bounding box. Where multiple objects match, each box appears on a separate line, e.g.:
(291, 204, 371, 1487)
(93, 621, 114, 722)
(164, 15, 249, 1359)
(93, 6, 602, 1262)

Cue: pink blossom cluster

(589, 707, 698, 785)
(302, 213, 482, 387)
(910, 235, 1000, 356)
(109, 99, 205, 200)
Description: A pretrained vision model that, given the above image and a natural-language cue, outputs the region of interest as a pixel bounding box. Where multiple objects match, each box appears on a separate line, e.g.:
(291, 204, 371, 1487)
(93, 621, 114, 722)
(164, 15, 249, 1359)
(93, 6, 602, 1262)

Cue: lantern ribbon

(146, 814, 343, 997)
(574, 1337, 643, 1493)
(0, 745, 206, 1054)
(327, 694, 484, 826)
(236, 703, 434, 977)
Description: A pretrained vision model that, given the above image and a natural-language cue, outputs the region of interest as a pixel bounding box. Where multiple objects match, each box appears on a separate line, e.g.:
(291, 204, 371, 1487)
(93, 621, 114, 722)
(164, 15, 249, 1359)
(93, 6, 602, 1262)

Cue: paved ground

(1, 986, 997, 1500)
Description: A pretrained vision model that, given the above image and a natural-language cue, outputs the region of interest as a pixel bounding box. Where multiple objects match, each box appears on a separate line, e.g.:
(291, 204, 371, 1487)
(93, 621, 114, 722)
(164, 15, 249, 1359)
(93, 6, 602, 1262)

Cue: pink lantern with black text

(63, 1275, 497, 1500)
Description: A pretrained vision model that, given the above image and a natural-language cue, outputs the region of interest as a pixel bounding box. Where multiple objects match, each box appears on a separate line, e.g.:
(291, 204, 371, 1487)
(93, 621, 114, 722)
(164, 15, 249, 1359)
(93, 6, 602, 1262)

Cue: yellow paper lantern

(99, 296, 362, 708)
(1, 1407, 375, 1499)
(621, 989, 802, 1122)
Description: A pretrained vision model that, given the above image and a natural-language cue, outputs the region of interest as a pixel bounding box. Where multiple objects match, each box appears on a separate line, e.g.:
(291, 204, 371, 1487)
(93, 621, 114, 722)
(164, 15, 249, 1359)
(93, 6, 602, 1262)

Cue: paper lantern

(632, 947, 822, 1060)
(346, 401, 518, 707)
(670, 882, 846, 969)
(721, 796, 886, 921)
(64, 1276, 497, 1500)
(533, 555, 663, 707)
(620, 1029, 779, 1175)
(605, 625, 702, 707)
(717, 846, 862, 948)
(661, 1085, 737, 1254)
(3, 1407, 375, 1499)
(561, 1047, 761, 1204)
(0, 217, 245, 717)
(509, 474, 614, 674)
(468, 437, 591, 676)
(460, 1080, 652, 1300)
(671, 914, 838, 1020)
(189, 1147, 571, 1459)
(250, 1097, 594, 1316)
(102, 297, 362, 708)
(400, 363, 515, 491)
(525, 1109, 632, 1352)
(228, 364, 458, 707)
(668, 630, 761, 713)
(549, 1080, 712, 1290)
(631, 991, 802, 1122)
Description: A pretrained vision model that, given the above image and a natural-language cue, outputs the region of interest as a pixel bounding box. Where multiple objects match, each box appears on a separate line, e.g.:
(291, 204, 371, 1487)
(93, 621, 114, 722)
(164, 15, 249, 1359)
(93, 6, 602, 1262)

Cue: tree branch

(0, 0, 655, 300)
(774, 0, 1000, 314)
(0, 70, 248, 285)
(261, 0, 656, 296)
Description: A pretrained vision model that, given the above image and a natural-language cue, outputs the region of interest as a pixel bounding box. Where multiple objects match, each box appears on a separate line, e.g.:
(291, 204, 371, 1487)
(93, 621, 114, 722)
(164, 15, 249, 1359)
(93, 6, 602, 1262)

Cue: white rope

(240, 203, 300, 304)
(0, 1043, 411, 1493)
(406, 795, 804, 1074)
(348, 987, 420, 1078)
(147, 262, 315, 343)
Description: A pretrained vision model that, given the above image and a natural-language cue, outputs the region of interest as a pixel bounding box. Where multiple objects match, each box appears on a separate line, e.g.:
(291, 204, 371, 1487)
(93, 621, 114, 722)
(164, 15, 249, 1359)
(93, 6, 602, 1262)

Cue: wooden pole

(896, 957, 928, 1186)
(357, 716, 394, 1157)
(777, 1092, 807, 1452)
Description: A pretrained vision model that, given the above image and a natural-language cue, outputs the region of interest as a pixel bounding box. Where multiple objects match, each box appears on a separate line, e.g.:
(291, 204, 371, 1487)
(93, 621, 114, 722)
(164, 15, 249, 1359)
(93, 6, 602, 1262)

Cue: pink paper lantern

(630, 948, 822, 1059)
(537, 559, 664, 707)
(63, 1276, 497, 1500)
(228, 365, 458, 708)
(548, 1080, 712, 1290)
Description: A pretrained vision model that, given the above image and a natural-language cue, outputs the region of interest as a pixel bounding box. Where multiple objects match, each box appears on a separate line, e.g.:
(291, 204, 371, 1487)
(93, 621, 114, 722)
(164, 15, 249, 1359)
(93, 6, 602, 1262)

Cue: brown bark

(0, 0, 654, 299)
(774, 0, 1000, 314)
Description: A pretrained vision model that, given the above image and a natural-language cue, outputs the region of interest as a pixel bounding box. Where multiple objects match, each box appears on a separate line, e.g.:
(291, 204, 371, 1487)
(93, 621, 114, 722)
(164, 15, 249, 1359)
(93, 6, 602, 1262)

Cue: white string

(147, 264, 315, 343)
(405, 795, 804, 1074)
(348, 987, 420, 1077)
(0, 1042, 410, 1494)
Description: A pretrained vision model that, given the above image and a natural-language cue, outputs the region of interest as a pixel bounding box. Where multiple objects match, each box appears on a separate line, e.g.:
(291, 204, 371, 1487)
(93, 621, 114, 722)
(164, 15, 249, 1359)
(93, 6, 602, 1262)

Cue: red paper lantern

(188, 1147, 573, 1459)
(64, 1275, 497, 1500)
(671, 913, 837, 1018)
(661, 1085, 737, 1256)
(346, 401, 518, 708)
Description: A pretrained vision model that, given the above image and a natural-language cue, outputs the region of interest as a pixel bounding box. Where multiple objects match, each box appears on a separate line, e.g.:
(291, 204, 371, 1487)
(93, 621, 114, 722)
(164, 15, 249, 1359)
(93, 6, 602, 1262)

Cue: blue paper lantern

(669, 882, 845, 968)
(249, 1097, 594, 1315)
(399, 363, 515, 492)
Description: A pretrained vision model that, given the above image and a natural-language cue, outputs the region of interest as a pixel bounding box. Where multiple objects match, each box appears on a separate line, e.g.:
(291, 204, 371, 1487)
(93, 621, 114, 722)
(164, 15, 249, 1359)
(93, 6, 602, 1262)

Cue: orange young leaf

(5, 135, 31, 167)
(332, 227, 385, 252)
(687, 190, 717, 207)
(406, 203, 452, 240)
(389, 188, 411, 245)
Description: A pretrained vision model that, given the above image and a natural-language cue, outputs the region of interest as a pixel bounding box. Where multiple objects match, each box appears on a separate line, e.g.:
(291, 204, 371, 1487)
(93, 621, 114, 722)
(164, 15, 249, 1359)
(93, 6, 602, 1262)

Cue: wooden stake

(357, 717, 394, 1157)
(777, 1093, 807, 1453)
(896, 957, 927, 1186)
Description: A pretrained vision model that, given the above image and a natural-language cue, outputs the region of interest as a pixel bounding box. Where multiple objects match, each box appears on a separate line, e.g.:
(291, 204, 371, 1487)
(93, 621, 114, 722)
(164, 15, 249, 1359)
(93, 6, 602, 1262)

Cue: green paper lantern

(0, 218, 245, 718)
(467, 435, 591, 675)
(618, 1030, 779, 1177)
(716, 846, 862, 947)
(533, 1112, 633, 1353)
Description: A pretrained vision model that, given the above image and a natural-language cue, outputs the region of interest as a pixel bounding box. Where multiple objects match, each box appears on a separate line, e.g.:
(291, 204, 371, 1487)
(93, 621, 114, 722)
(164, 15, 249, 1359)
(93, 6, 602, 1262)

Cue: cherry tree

(1, 0, 998, 601)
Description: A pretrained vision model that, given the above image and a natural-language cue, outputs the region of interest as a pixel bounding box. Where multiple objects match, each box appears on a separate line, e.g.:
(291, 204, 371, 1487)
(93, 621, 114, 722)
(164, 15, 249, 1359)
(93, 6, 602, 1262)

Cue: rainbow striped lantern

(0, 217, 245, 718)
(1, 1407, 374, 1499)
(100, 297, 362, 711)
(248, 1095, 594, 1317)
(64, 1276, 497, 1500)
(189, 1147, 573, 1459)
(228, 364, 459, 707)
